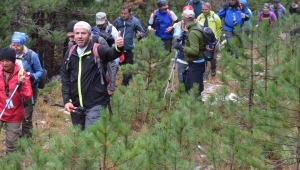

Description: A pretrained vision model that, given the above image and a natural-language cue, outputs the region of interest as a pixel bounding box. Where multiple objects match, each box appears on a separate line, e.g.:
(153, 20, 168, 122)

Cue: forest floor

(0, 55, 224, 162)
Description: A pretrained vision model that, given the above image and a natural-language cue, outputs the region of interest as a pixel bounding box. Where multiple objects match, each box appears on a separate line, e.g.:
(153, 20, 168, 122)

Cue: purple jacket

(258, 11, 277, 26)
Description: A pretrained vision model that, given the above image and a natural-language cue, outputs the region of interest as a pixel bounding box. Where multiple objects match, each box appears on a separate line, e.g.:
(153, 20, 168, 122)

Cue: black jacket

(61, 41, 123, 108)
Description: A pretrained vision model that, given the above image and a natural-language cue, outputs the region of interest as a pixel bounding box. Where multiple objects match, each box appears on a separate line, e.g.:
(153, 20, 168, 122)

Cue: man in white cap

(93, 12, 118, 47)
(182, 10, 206, 99)
(60, 21, 124, 130)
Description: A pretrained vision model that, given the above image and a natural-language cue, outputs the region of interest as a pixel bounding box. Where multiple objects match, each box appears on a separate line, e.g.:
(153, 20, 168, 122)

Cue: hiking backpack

(191, 25, 218, 61)
(67, 43, 113, 85)
(91, 26, 114, 47)
(25, 50, 47, 89)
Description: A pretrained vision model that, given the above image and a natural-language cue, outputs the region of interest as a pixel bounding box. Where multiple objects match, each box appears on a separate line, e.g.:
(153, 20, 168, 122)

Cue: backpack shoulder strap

(92, 43, 105, 85)
(68, 45, 76, 58)
(108, 24, 112, 34)
(153, 9, 158, 18)
(93, 43, 100, 64)
(116, 17, 122, 28)
(191, 26, 202, 32)
(131, 17, 136, 29)
(26, 49, 33, 65)
(167, 9, 172, 19)
(66, 45, 76, 70)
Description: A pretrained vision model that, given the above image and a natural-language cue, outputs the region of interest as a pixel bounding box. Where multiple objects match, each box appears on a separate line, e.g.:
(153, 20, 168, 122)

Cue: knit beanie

(73, 21, 91, 33)
(0, 47, 16, 63)
(11, 32, 27, 45)
(264, 3, 270, 9)
(66, 20, 79, 33)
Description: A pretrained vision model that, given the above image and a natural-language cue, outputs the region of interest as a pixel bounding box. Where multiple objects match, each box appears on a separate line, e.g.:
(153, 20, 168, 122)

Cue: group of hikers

(0, 0, 299, 154)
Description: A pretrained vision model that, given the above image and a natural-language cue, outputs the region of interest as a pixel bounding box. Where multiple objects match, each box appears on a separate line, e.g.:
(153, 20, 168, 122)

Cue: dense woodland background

(0, 0, 292, 79)
(1, 0, 300, 169)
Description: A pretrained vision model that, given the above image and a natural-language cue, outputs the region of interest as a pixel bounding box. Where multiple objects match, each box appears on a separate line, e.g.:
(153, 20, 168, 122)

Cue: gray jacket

(270, 4, 286, 19)
(113, 16, 145, 51)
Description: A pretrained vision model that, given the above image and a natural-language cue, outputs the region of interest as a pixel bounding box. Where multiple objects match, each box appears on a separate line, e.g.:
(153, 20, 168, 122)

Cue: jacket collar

(187, 21, 198, 30)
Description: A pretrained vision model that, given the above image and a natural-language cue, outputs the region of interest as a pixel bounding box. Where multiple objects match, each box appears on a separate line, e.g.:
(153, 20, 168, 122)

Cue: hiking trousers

(0, 121, 20, 153)
(21, 89, 38, 138)
(184, 62, 206, 97)
(178, 62, 188, 83)
(71, 104, 106, 130)
(162, 38, 172, 53)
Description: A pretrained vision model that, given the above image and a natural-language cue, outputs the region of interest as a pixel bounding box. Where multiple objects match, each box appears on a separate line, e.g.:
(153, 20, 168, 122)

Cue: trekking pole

(0, 82, 22, 119)
(163, 51, 179, 110)
(163, 50, 178, 98)
(31, 97, 38, 130)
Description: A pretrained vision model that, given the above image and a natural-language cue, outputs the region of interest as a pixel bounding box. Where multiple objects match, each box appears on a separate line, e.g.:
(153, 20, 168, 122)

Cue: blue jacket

(16, 46, 43, 91)
(153, 10, 173, 40)
(113, 16, 145, 51)
(217, 2, 250, 32)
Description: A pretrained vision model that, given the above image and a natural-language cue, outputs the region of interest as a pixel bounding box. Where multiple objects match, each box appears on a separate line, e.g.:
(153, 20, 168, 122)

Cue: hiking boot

(211, 69, 216, 76)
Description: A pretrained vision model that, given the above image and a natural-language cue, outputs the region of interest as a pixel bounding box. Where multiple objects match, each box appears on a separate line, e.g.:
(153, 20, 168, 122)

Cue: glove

(173, 42, 183, 51)
(30, 74, 35, 83)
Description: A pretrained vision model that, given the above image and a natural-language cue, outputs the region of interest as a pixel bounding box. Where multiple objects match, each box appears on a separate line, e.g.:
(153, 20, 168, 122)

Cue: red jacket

(0, 64, 33, 122)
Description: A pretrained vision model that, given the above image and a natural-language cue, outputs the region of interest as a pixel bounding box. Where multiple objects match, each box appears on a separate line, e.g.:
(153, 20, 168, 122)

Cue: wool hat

(11, 32, 27, 45)
(157, 0, 168, 7)
(264, 3, 270, 9)
(95, 12, 107, 25)
(182, 10, 195, 19)
(273, 0, 280, 3)
(0, 47, 16, 63)
(66, 20, 79, 33)
(73, 21, 91, 33)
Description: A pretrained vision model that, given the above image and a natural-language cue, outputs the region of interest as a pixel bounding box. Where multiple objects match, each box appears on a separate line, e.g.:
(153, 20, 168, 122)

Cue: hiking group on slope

(0, 0, 299, 154)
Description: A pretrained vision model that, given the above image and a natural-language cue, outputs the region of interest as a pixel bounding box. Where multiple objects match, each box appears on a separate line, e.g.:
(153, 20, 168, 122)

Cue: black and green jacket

(183, 21, 205, 63)
(61, 41, 123, 108)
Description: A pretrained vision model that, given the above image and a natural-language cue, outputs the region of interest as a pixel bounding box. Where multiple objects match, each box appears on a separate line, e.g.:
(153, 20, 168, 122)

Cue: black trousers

(184, 62, 206, 97)
(120, 50, 134, 86)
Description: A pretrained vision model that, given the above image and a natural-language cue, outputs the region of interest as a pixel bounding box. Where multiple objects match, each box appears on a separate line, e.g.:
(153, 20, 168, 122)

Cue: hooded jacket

(183, 22, 205, 63)
(0, 64, 32, 122)
(61, 41, 122, 108)
(113, 15, 145, 51)
(217, 2, 250, 32)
